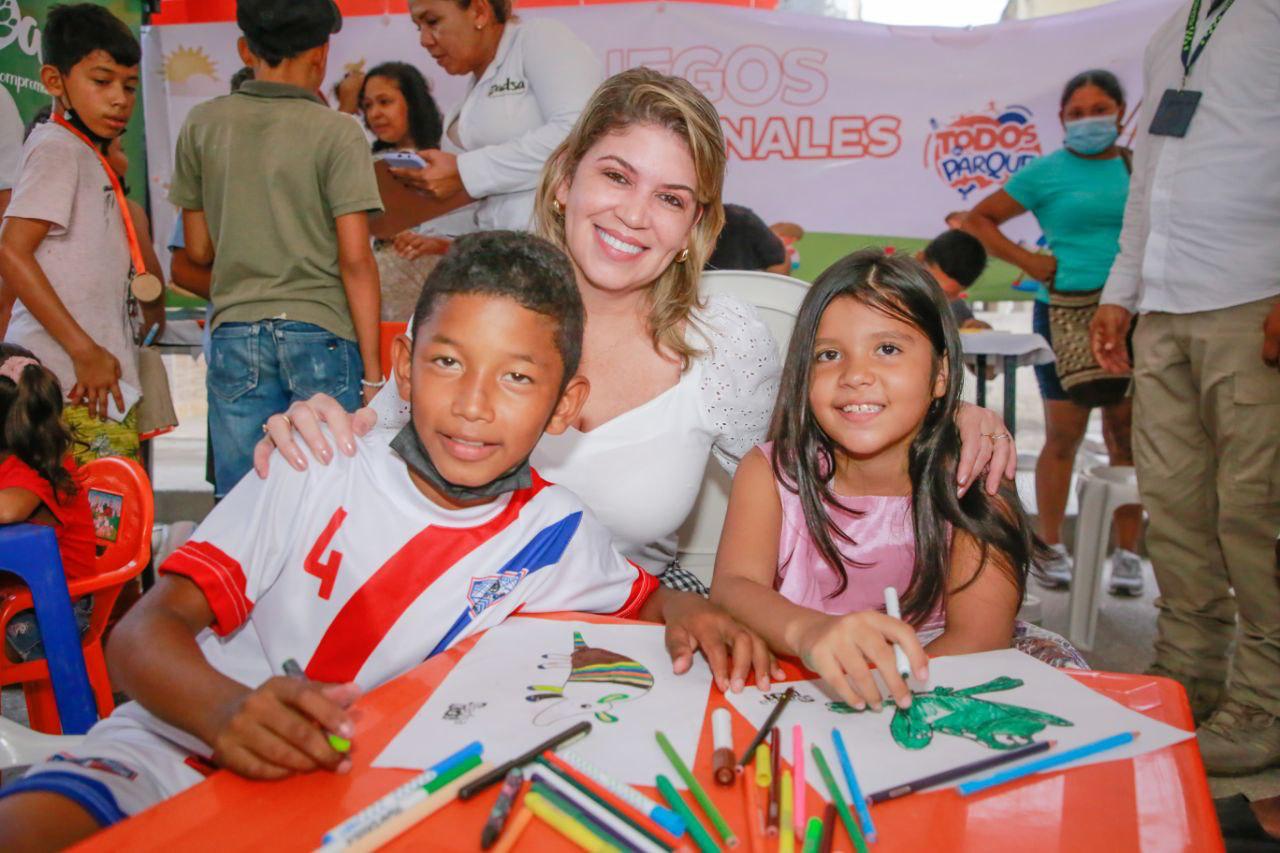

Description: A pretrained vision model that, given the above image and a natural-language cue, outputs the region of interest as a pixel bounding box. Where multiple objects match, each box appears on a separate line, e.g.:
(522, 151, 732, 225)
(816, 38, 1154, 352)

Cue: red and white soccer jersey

(161, 430, 659, 693)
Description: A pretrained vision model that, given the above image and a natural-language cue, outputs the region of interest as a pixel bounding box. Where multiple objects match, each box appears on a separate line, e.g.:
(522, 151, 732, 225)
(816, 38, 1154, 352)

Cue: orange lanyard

(51, 113, 149, 277)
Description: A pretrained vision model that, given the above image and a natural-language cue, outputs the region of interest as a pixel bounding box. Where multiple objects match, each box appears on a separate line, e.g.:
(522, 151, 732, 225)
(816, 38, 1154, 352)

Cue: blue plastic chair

(0, 524, 98, 734)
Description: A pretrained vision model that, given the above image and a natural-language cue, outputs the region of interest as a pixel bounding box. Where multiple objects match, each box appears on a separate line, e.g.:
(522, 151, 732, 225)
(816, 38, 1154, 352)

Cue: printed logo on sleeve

(487, 77, 527, 97)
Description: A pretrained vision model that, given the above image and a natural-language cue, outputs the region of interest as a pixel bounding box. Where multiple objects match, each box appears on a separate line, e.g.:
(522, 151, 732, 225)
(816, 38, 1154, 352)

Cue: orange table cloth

(78, 614, 1222, 852)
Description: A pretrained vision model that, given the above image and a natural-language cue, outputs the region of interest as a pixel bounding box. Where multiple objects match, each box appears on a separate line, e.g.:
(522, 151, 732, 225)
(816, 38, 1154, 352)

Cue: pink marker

(792, 724, 806, 836)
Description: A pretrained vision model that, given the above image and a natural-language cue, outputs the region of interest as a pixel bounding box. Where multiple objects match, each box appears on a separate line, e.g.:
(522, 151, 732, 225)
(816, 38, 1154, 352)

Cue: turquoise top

(1003, 148, 1129, 303)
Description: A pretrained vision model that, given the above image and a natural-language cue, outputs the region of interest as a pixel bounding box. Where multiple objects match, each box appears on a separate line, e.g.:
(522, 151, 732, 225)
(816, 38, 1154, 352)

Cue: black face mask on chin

(390, 423, 532, 503)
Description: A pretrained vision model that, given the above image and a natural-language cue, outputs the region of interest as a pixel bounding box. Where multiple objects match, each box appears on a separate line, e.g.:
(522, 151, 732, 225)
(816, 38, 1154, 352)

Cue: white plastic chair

(0, 715, 82, 771)
(675, 271, 810, 584)
(1067, 464, 1141, 651)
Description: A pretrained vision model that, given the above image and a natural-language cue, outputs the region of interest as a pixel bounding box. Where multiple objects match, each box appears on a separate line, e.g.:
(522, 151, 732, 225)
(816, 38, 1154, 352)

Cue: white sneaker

(1109, 548, 1145, 596)
(1035, 543, 1073, 588)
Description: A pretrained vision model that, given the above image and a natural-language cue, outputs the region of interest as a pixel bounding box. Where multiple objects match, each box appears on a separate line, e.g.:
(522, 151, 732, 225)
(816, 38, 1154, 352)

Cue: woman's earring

(551, 199, 563, 217)
(675, 248, 690, 264)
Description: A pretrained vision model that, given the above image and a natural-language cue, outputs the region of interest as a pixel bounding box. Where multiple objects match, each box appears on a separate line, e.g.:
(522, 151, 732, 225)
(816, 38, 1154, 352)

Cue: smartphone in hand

(376, 151, 427, 170)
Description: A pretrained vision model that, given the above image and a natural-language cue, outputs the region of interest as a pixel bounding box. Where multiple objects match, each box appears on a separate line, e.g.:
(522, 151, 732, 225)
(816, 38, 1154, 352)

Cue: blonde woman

(258, 68, 1016, 604)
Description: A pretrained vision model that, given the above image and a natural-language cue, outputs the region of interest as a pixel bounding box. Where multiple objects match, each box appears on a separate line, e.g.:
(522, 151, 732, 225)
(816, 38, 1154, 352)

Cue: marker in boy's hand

(207, 674, 360, 780)
(660, 591, 784, 693)
(791, 610, 928, 712)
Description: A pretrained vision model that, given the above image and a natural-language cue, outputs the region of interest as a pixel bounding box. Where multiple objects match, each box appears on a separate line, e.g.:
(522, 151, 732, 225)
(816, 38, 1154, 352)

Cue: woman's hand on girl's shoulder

(954, 403, 1018, 497)
(792, 610, 928, 712)
(253, 394, 378, 479)
(659, 590, 784, 694)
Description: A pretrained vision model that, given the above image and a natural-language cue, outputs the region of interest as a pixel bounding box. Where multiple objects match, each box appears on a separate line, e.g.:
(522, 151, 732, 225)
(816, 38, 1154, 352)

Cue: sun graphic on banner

(163, 46, 222, 97)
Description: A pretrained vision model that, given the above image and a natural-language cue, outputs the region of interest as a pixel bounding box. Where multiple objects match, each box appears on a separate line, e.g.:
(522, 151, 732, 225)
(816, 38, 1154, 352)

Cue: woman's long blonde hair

(534, 67, 726, 367)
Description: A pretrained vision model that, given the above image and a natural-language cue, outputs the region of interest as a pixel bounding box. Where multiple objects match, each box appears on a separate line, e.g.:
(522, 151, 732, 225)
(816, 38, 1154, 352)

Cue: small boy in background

(0, 232, 772, 848)
(171, 0, 383, 498)
(0, 4, 149, 461)
(918, 229, 991, 330)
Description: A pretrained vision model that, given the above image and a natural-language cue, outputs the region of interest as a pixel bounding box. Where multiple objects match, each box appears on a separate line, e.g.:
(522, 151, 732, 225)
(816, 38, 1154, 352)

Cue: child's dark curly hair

(0, 344, 77, 499)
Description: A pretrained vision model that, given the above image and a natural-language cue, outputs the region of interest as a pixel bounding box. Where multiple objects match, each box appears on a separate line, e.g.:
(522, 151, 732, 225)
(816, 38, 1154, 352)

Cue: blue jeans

(208, 320, 362, 496)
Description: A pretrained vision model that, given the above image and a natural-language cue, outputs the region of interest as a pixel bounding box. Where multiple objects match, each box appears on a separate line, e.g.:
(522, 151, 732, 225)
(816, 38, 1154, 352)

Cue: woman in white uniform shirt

(386, 0, 602, 233)
(260, 69, 1017, 592)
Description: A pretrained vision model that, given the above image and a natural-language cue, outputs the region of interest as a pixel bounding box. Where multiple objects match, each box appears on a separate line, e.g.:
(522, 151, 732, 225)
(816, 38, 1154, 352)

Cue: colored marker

(801, 817, 823, 853)
(544, 750, 685, 840)
(867, 739, 1054, 803)
(712, 708, 735, 786)
(489, 806, 533, 853)
(342, 762, 490, 853)
(779, 769, 795, 853)
(958, 731, 1138, 797)
(480, 768, 523, 849)
(533, 758, 677, 851)
(767, 728, 781, 836)
(811, 745, 868, 853)
(281, 658, 351, 753)
(529, 774, 638, 852)
(525, 790, 615, 853)
(142, 323, 160, 347)
(459, 720, 592, 800)
(755, 743, 772, 788)
(819, 803, 837, 853)
(656, 730, 738, 847)
(742, 767, 765, 853)
(882, 587, 913, 682)
(791, 725, 806, 836)
(320, 742, 483, 845)
(831, 729, 877, 843)
(739, 686, 797, 767)
(657, 774, 718, 853)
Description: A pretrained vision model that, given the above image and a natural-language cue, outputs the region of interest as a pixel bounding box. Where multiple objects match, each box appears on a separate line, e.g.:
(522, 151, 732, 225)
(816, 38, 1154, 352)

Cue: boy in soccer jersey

(0, 232, 774, 848)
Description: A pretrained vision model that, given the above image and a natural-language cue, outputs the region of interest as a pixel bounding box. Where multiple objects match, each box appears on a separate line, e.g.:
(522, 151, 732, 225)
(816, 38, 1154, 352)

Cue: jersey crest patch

(467, 569, 528, 617)
(50, 753, 138, 780)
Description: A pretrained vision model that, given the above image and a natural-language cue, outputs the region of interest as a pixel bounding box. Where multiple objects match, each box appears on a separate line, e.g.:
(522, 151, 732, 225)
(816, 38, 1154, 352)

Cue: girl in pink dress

(711, 249, 1081, 712)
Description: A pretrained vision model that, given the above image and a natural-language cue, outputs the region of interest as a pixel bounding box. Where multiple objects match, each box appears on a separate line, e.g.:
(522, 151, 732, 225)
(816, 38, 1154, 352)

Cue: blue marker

(141, 323, 160, 347)
(958, 731, 1137, 796)
(832, 729, 876, 843)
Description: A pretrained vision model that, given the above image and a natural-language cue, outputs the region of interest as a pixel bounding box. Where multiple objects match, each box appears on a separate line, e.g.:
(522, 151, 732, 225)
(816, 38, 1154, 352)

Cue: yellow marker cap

(755, 743, 772, 787)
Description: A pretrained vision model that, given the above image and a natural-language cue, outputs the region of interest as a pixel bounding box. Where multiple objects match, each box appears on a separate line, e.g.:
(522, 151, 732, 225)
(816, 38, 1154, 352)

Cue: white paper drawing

(725, 649, 1193, 800)
(374, 618, 713, 789)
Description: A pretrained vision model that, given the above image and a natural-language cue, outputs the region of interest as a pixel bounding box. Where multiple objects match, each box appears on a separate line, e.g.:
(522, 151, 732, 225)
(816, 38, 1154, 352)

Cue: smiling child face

(392, 293, 588, 509)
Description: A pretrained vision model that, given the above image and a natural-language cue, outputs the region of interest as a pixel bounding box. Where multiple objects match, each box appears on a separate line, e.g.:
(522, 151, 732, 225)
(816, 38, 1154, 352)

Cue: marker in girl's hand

(882, 587, 914, 692)
(282, 658, 352, 754)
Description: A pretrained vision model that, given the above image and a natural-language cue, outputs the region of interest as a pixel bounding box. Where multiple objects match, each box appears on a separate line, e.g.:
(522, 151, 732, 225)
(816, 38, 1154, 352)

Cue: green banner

(0, 0, 147, 201)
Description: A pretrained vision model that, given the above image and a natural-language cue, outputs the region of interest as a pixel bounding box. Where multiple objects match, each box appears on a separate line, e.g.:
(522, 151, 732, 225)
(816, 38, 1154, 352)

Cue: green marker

(801, 816, 824, 853)
(281, 658, 351, 754)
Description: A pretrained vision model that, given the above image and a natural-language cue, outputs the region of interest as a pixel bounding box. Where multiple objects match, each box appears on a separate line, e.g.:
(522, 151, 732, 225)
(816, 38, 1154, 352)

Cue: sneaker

(1196, 701, 1280, 776)
(1034, 543, 1073, 588)
(1108, 548, 1145, 596)
(1148, 664, 1224, 724)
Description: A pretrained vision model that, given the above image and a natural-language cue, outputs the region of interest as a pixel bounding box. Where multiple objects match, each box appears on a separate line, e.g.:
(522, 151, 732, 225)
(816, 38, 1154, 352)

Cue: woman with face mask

(960, 70, 1144, 597)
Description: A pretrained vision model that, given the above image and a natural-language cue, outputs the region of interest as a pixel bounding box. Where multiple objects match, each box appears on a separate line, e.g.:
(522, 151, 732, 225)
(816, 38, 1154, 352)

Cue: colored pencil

(755, 744, 772, 788)
(738, 686, 797, 767)
(281, 658, 351, 753)
(818, 803, 837, 853)
(741, 766, 764, 853)
(882, 588, 913, 681)
(320, 741, 484, 846)
(480, 768, 524, 849)
(459, 720, 592, 800)
(810, 746, 868, 853)
(831, 729, 877, 843)
(526, 790, 618, 853)
(532, 760, 674, 852)
(712, 708, 735, 786)
(656, 730, 738, 848)
(958, 731, 1138, 797)
(548, 750, 686, 839)
(779, 769, 795, 853)
(489, 806, 533, 853)
(867, 739, 1054, 803)
(801, 817, 823, 853)
(530, 775, 645, 852)
(343, 762, 490, 853)
(657, 774, 719, 853)
(767, 728, 781, 836)
(792, 725, 806, 837)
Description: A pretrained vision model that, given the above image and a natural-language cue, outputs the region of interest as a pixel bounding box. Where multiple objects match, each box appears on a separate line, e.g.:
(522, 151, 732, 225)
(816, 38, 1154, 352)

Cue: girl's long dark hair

(769, 249, 1037, 624)
(360, 62, 444, 152)
(0, 344, 77, 500)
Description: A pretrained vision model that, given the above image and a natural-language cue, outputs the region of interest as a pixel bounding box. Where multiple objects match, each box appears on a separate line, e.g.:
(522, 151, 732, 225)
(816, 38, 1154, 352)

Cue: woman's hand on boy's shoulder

(657, 590, 784, 694)
(207, 677, 360, 781)
(254, 393, 379, 478)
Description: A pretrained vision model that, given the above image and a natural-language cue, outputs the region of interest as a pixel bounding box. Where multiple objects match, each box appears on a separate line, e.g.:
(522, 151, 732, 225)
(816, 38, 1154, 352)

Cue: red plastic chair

(0, 457, 154, 733)
(379, 321, 409, 381)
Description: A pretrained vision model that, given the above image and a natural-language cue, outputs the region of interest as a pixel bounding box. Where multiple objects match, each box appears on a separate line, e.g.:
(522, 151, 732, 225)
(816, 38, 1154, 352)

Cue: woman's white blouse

(371, 294, 782, 573)
(447, 17, 602, 232)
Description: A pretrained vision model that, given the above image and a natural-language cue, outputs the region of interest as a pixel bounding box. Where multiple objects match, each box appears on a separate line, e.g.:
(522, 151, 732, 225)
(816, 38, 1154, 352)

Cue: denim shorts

(1032, 300, 1069, 402)
(207, 320, 362, 496)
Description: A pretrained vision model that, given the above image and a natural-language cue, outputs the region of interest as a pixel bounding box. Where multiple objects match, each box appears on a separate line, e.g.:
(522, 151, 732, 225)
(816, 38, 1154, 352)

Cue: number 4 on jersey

(305, 508, 348, 599)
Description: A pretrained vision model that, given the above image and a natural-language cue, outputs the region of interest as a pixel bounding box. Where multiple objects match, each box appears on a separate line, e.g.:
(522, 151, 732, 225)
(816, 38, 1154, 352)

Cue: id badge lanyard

(1149, 0, 1235, 137)
(50, 113, 163, 303)
(1179, 0, 1236, 88)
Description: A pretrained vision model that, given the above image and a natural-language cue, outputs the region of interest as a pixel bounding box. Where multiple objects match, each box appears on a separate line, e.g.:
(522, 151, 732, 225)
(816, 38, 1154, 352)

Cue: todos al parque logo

(924, 104, 1041, 199)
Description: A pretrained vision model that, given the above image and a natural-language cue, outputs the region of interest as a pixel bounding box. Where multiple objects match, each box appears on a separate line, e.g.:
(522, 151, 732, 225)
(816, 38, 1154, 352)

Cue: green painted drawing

(828, 676, 1073, 750)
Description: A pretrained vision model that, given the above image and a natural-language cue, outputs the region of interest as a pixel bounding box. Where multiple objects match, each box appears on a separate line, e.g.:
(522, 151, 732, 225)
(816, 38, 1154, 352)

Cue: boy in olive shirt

(170, 0, 383, 497)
